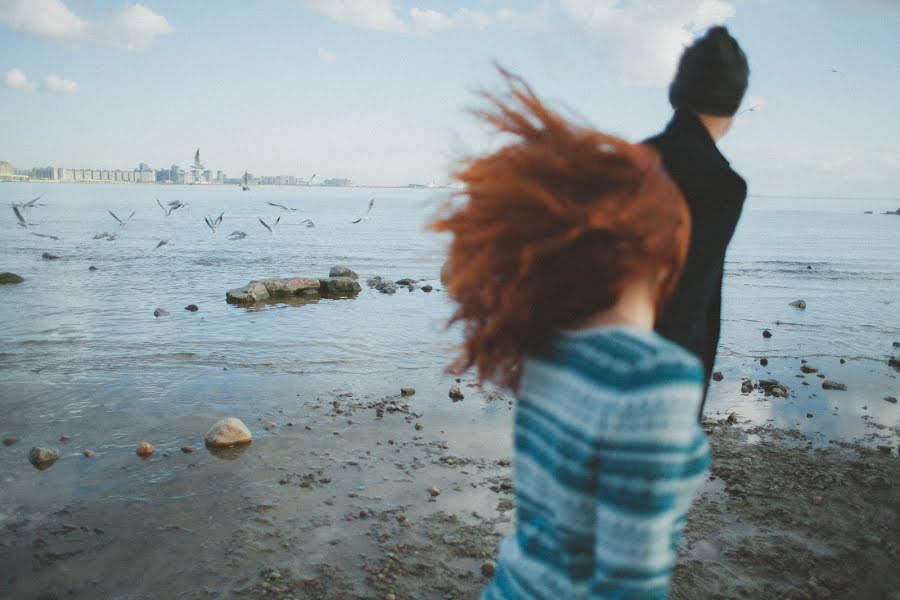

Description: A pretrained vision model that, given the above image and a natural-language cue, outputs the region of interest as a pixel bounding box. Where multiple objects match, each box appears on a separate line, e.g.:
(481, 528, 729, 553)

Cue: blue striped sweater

(482, 326, 709, 600)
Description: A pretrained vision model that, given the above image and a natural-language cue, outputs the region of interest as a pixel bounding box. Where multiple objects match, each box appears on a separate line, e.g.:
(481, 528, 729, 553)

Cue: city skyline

(0, 1, 898, 196)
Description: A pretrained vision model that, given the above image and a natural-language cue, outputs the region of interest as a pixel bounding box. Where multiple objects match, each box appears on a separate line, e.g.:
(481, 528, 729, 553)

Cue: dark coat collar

(665, 109, 731, 166)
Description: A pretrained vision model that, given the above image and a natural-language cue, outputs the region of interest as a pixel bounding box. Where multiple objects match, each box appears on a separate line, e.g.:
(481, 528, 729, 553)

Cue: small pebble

(181, 446, 196, 453)
(762, 329, 772, 338)
(429, 486, 442, 497)
(59, 435, 71, 442)
(482, 560, 496, 577)
(184, 304, 199, 312)
(83, 450, 95, 458)
(400, 387, 416, 396)
(760, 358, 768, 367)
(712, 371, 723, 381)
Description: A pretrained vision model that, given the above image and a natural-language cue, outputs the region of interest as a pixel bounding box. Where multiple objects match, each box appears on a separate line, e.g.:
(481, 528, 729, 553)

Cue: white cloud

(298, 0, 407, 32)
(558, 0, 737, 85)
(0, 0, 172, 50)
(4, 67, 37, 91)
(317, 47, 337, 64)
(410, 7, 492, 34)
(43, 73, 78, 93)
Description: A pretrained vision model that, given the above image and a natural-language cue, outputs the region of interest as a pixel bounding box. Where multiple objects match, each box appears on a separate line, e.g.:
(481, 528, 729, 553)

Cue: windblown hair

(431, 68, 691, 391)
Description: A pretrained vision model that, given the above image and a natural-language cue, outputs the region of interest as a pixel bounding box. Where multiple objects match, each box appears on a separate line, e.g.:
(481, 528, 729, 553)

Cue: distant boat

(241, 171, 250, 191)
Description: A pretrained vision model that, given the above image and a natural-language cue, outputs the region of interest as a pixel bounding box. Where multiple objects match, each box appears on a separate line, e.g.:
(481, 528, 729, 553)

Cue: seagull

(13, 194, 46, 210)
(157, 198, 186, 216)
(266, 202, 298, 211)
(307, 173, 317, 186)
(155, 240, 169, 249)
(352, 198, 375, 223)
(108, 210, 135, 227)
(31, 232, 60, 241)
(12, 205, 27, 227)
(204, 212, 224, 235)
(301, 218, 315, 228)
(92, 231, 119, 241)
(227, 230, 248, 240)
(737, 105, 758, 116)
(258, 216, 281, 234)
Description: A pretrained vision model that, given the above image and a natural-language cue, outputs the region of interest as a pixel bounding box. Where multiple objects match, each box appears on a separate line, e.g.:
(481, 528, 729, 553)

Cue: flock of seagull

(8, 194, 377, 249)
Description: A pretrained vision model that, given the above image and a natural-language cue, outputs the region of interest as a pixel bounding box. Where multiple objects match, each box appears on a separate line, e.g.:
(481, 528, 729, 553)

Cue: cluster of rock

(227, 267, 362, 304)
(19, 417, 253, 470)
(366, 276, 433, 294)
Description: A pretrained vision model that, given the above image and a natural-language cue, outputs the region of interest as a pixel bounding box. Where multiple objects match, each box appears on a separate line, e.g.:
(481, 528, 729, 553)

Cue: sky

(0, 0, 898, 197)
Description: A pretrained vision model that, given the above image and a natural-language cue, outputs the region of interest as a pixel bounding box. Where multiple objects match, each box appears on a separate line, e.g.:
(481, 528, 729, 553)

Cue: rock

(59, 435, 71, 442)
(204, 417, 252, 448)
(762, 329, 772, 338)
(318, 277, 362, 296)
(740, 379, 753, 394)
(328, 266, 358, 279)
(758, 379, 788, 397)
(400, 388, 416, 396)
(83, 450, 95, 458)
(877, 445, 892, 455)
(839, 358, 845, 364)
(822, 380, 847, 391)
(0, 272, 25, 284)
(28, 447, 60, 469)
(800, 364, 818, 374)
(449, 384, 464, 401)
(726, 412, 737, 424)
(257, 277, 321, 298)
(376, 281, 398, 295)
(88, 265, 97, 271)
(806, 413, 814, 418)
(136, 441, 154, 457)
(885, 396, 897, 404)
(2, 436, 20, 446)
(41, 252, 60, 260)
(226, 282, 270, 304)
(894, 341, 900, 348)
(366, 276, 383, 288)
(395, 278, 417, 286)
(429, 486, 442, 497)
(789, 299, 807, 309)
(712, 371, 723, 381)
(184, 304, 199, 312)
(481, 560, 496, 577)
(153, 308, 169, 318)
(890, 357, 900, 371)
(181, 446, 197, 453)
(422, 284, 433, 292)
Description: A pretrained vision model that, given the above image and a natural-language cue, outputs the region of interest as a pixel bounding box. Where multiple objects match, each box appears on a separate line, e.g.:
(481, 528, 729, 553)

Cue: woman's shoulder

(547, 326, 704, 390)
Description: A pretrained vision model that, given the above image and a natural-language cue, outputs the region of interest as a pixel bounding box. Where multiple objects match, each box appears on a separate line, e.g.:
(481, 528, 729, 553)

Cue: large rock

(257, 277, 320, 297)
(822, 380, 847, 391)
(226, 282, 271, 304)
(329, 266, 358, 279)
(319, 277, 362, 296)
(0, 272, 24, 284)
(28, 447, 60, 469)
(205, 417, 252, 447)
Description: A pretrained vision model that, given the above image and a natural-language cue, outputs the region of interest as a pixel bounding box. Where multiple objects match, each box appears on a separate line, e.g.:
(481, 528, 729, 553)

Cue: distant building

(321, 178, 352, 187)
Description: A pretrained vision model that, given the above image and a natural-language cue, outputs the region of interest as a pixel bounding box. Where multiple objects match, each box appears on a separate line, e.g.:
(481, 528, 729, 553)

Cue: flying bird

(227, 230, 248, 240)
(12, 205, 27, 227)
(157, 198, 186, 216)
(108, 210, 136, 227)
(352, 198, 375, 223)
(737, 105, 758, 115)
(204, 212, 224, 235)
(14, 194, 46, 210)
(301, 218, 315, 228)
(307, 173, 317, 186)
(266, 202, 298, 211)
(31, 232, 60, 241)
(258, 216, 281, 233)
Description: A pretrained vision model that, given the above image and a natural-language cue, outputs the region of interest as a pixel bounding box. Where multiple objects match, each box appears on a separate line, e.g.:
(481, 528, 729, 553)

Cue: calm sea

(0, 183, 897, 446)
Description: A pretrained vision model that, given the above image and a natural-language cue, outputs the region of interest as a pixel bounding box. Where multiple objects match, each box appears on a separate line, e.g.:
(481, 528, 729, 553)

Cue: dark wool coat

(645, 109, 747, 398)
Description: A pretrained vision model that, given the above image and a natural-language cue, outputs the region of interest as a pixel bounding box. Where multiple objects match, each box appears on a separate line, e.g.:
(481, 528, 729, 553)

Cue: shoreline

(1, 369, 898, 599)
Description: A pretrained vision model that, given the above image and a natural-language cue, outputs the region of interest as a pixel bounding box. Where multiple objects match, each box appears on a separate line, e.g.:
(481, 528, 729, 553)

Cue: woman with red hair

(433, 70, 709, 599)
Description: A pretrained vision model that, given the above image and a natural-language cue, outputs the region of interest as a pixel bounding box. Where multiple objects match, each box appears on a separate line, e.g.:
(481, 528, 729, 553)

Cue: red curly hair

(431, 68, 691, 391)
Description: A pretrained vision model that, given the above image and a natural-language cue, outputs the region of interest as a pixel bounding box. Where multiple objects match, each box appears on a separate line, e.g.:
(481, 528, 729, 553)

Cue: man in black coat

(645, 26, 749, 416)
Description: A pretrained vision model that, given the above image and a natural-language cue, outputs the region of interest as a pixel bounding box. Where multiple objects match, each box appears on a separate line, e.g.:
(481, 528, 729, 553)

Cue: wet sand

(1, 359, 899, 599)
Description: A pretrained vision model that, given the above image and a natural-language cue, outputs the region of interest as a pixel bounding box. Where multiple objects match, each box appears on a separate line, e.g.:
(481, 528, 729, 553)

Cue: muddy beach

(2, 363, 899, 600)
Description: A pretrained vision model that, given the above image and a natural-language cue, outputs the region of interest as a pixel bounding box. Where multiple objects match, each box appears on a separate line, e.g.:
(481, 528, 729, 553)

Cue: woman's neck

(577, 279, 657, 331)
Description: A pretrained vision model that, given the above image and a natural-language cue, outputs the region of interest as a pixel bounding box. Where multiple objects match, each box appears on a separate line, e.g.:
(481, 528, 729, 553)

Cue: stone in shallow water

(318, 277, 362, 296)
(0, 272, 24, 284)
(226, 282, 270, 304)
(153, 308, 169, 318)
(822, 380, 847, 391)
(258, 277, 320, 297)
(29, 447, 60, 469)
(136, 441, 155, 456)
(184, 304, 199, 312)
(205, 417, 252, 448)
(328, 265, 358, 279)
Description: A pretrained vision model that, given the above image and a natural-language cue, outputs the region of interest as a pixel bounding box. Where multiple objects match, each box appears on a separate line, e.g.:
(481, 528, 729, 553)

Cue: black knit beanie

(669, 26, 749, 117)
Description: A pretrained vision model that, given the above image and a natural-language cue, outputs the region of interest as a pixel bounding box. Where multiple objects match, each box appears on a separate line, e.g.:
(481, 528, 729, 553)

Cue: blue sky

(0, 0, 897, 197)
